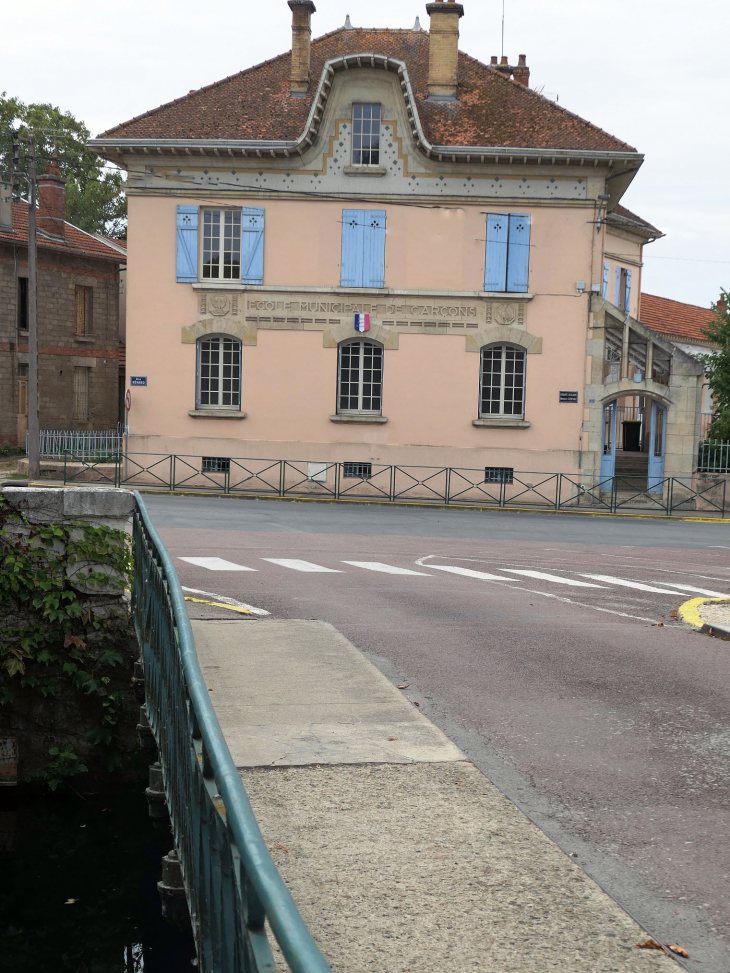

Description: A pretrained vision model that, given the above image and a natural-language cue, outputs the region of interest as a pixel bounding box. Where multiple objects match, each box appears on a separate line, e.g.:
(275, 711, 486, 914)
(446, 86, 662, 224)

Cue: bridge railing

(132, 492, 331, 973)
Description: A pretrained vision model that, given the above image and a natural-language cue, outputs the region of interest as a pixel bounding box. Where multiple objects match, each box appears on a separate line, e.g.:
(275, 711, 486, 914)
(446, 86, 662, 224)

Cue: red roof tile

(640, 293, 716, 344)
(608, 203, 662, 238)
(0, 202, 126, 263)
(99, 28, 635, 153)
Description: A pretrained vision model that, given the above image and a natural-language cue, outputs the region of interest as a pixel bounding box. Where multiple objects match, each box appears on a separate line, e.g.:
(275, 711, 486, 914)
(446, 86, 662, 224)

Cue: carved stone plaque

(209, 295, 231, 317)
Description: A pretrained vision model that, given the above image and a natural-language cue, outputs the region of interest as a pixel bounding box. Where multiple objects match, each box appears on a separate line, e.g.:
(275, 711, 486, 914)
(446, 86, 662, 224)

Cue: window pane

(223, 210, 241, 279)
(202, 211, 221, 279)
(352, 104, 381, 166)
(338, 342, 361, 411)
(338, 340, 382, 413)
(481, 345, 525, 418)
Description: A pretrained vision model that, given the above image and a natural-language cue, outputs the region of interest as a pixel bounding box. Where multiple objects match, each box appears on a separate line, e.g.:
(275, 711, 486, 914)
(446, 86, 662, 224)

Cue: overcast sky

(4, 0, 728, 308)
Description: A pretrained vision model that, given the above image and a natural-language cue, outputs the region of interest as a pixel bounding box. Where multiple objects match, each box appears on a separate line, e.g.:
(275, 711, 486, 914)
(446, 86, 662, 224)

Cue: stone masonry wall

(0, 244, 121, 445)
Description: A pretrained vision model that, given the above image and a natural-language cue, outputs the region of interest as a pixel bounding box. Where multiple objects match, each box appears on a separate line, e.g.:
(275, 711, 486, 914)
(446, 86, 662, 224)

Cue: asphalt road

(145, 495, 730, 973)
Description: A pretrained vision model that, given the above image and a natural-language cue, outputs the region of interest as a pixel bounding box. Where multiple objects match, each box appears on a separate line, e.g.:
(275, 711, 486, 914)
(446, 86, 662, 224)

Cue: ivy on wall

(0, 496, 135, 785)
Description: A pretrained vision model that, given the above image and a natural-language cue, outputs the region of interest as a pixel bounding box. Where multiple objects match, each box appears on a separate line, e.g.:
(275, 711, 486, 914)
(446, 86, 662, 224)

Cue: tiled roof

(607, 203, 662, 238)
(99, 28, 635, 153)
(641, 293, 716, 345)
(0, 202, 126, 263)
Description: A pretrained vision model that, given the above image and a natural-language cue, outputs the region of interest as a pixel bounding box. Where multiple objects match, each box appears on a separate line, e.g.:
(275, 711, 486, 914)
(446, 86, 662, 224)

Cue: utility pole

(12, 135, 39, 479)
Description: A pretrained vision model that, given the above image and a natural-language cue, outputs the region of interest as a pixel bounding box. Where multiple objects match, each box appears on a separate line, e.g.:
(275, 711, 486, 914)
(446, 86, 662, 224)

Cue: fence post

(445, 467, 451, 504)
(279, 461, 285, 498)
(611, 476, 617, 514)
(390, 466, 396, 502)
(171, 455, 176, 491)
(554, 473, 560, 510)
(335, 463, 340, 500)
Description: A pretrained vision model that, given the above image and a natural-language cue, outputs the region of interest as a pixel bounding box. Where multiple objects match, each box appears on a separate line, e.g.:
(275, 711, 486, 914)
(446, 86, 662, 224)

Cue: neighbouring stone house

(0, 162, 126, 447)
(90, 0, 705, 495)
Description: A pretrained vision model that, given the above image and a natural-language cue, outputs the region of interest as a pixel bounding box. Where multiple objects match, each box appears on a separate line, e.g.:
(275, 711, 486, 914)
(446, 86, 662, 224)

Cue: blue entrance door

(647, 401, 666, 494)
(600, 401, 617, 482)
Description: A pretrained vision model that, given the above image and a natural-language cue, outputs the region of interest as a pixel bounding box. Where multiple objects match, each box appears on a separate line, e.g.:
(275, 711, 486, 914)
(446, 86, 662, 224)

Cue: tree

(700, 291, 730, 441)
(0, 94, 126, 239)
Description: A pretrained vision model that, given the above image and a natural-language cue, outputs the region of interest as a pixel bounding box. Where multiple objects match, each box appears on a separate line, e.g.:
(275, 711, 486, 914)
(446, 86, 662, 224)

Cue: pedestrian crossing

(175, 554, 730, 600)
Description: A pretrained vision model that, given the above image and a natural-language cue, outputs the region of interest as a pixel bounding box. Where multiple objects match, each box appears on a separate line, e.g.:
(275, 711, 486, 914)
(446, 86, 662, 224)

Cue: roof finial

(344, 14, 352, 29)
(413, 15, 421, 31)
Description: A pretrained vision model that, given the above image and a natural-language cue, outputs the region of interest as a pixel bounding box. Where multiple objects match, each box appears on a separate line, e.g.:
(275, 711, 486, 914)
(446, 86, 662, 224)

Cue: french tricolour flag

(354, 313, 370, 333)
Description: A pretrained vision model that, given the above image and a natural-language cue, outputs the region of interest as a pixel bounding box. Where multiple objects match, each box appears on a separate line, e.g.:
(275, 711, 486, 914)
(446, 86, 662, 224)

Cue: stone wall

(0, 487, 139, 786)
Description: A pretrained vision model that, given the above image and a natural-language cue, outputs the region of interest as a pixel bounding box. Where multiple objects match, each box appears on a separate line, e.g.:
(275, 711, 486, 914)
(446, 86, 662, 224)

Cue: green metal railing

(132, 492, 331, 973)
(67, 454, 730, 517)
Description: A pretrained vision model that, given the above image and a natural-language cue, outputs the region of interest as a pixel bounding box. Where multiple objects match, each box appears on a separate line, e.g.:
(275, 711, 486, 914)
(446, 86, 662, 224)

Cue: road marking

(649, 582, 730, 598)
(425, 564, 525, 582)
(502, 570, 606, 588)
(181, 586, 270, 616)
(179, 557, 257, 572)
(342, 561, 432, 576)
(262, 558, 342, 573)
(579, 574, 687, 594)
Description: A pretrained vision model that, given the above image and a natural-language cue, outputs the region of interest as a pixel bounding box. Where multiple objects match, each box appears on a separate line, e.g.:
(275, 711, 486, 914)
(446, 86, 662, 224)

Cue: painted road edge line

(181, 586, 270, 617)
(678, 595, 730, 636)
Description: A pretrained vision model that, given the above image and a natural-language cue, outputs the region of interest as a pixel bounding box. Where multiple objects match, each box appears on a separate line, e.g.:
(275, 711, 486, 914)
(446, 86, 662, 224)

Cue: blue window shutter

(341, 210, 364, 287)
(241, 207, 265, 284)
(615, 266, 622, 306)
(602, 262, 609, 299)
(624, 268, 632, 312)
(506, 214, 531, 293)
(363, 211, 386, 288)
(484, 214, 508, 291)
(176, 205, 198, 282)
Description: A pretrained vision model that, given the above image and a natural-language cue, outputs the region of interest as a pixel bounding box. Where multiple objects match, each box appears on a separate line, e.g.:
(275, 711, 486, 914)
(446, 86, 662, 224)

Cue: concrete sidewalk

(193, 619, 680, 972)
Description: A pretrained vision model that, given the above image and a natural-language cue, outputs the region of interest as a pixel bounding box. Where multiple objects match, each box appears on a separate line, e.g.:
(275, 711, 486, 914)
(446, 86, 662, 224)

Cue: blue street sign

(130, 376, 147, 386)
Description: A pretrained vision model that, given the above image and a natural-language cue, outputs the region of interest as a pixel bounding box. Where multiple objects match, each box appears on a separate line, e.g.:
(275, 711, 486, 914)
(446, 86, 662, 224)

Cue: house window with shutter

(615, 267, 632, 312)
(74, 285, 93, 336)
(484, 214, 531, 293)
(337, 339, 383, 415)
(197, 336, 242, 410)
(340, 210, 386, 288)
(73, 367, 90, 420)
(202, 209, 242, 280)
(480, 344, 526, 418)
(352, 104, 381, 166)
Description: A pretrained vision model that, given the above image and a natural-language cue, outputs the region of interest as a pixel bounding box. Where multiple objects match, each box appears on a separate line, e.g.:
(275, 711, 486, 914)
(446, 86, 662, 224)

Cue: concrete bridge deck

(193, 617, 678, 973)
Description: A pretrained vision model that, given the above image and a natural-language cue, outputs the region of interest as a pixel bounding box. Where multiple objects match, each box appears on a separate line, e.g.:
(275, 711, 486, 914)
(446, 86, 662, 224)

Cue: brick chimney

(426, 1, 464, 101)
(0, 179, 12, 231)
(288, 0, 316, 97)
(513, 54, 530, 86)
(38, 157, 66, 238)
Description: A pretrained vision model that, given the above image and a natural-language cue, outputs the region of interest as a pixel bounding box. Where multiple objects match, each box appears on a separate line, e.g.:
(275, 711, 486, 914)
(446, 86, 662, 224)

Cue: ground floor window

(197, 336, 241, 409)
(337, 339, 383, 414)
(73, 366, 90, 420)
(480, 344, 526, 418)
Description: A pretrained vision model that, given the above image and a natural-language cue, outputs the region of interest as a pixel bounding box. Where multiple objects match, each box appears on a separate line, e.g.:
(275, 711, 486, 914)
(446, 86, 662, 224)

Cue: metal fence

(60, 453, 730, 517)
(32, 428, 123, 460)
(698, 440, 730, 474)
(132, 492, 331, 973)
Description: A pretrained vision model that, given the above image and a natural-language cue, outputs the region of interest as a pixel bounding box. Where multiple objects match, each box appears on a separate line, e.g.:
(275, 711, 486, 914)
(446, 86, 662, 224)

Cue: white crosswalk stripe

(502, 569, 605, 588)
(342, 561, 432, 576)
(262, 558, 342, 573)
(427, 564, 524, 582)
(179, 557, 257, 572)
(649, 582, 729, 598)
(579, 574, 685, 594)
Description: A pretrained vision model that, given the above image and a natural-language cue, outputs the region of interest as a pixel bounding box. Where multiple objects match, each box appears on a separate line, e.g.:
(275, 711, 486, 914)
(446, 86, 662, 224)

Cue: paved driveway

(145, 495, 730, 973)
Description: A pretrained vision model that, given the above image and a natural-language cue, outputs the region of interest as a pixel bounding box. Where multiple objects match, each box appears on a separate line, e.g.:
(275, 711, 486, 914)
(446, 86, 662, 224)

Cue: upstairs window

(615, 267, 632, 313)
(338, 339, 383, 414)
(74, 285, 93, 336)
(480, 344, 526, 418)
(352, 104, 381, 166)
(340, 210, 386, 288)
(484, 214, 531, 293)
(197, 336, 241, 410)
(202, 209, 242, 280)
(17, 277, 28, 331)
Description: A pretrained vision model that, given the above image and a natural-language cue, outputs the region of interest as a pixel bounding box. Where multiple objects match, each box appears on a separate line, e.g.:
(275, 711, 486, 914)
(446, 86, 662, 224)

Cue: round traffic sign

(125, 388, 132, 412)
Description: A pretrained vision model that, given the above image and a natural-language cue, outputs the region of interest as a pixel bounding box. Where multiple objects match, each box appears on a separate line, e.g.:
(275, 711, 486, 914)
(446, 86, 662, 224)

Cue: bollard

(137, 704, 157, 751)
(145, 761, 167, 820)
(158, 848, 189, 924)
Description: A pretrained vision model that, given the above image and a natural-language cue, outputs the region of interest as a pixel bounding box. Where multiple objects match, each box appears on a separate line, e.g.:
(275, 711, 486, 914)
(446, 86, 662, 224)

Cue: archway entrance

(601, 396, 666, 493)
